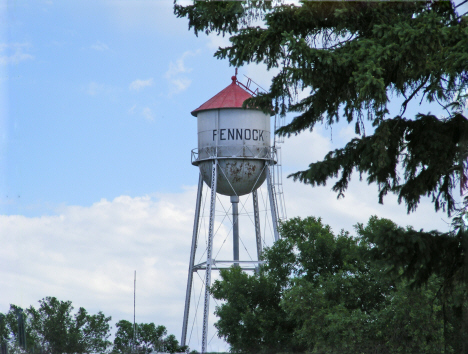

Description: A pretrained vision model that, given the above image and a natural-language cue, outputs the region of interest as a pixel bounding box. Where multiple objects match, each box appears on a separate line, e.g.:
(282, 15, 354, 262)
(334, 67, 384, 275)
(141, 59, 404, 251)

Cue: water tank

(191, 76, 271, 196)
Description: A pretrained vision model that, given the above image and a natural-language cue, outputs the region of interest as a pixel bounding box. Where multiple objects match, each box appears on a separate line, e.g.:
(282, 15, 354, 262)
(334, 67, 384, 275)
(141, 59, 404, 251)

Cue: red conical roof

(191, 76, 253, 117)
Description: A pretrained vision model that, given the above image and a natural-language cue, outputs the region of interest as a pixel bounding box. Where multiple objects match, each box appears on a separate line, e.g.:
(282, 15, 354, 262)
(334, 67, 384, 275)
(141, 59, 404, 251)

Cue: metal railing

(193, 260, 265, 271)
(191, 146, 276, 165)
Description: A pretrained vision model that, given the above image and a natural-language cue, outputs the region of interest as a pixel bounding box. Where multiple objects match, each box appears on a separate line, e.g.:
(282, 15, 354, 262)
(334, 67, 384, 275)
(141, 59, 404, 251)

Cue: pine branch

(400, 76, 430, 116)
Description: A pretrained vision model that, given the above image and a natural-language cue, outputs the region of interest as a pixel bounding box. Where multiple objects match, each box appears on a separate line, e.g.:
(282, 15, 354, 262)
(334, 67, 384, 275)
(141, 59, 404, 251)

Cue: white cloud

(91, 41, 110, 51)
(239, 63, 277, 94)
(0, 187, 262, 352)
(165, 50, 199, 95)
(283, 176, 450, 235)
(0, 192, 197, 342)
(169, 78, 191, 93)
(129, 78, 153, 91)
(127, 104, 155, 122)
(86, 81, 119, 100)
(167, 77, 192, 95)
(142, 107, 153, 121)
(338, 123, 359, 142)
(86, 82, 105, 96)
(128, 104, 137, 115)
(0, 43, 34, 65)
(165, 51, 197, 78)
(280, 127, 332, 170)
(174, 0, 192, 6)
(206, 33, 232, 51)
(278, 125, 452, 233)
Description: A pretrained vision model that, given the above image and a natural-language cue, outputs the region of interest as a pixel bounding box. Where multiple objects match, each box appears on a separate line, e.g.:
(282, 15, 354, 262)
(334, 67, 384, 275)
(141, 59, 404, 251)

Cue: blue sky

(2, 0, 233, 215)
(1, 1, 465, 352)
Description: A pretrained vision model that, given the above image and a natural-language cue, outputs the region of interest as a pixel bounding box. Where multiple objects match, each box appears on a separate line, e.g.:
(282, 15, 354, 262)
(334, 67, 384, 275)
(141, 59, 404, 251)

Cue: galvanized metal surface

(271, 145, 287, 222)
(182, 163, 281, 352)
(267, 163, 280, 242)
(197, 108, 270, 158)
(193, 146, 271, 163)
(231, 195, 239, 267)
(181, 175, 204, 347)
(198, 159, 266, 196)
(253, 190, 262, 260)
(202, 160, 217, 354)
(193, 260, 265, 271)
(195, 108, 270, 197)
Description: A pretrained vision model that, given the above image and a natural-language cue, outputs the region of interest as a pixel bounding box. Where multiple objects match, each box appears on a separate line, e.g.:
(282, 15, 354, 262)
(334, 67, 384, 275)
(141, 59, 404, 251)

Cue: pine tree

(175, 0, 468, 216)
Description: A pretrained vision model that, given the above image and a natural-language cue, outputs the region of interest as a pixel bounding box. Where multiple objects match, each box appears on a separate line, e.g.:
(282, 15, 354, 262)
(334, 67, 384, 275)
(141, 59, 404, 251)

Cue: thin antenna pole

(133, 270, 136, 353)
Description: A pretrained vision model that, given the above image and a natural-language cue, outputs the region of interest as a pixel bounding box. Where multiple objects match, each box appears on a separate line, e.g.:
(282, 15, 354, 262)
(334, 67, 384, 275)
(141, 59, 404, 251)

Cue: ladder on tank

(271, 114, 287, 222)
(243, 74, 287, 222)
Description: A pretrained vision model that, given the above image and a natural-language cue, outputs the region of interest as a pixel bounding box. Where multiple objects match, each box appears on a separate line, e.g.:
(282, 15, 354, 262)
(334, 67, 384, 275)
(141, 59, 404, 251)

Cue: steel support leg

(266, 163, 280, 241)
(252, 190, 262, 260)
(202, 160, 218, 354)
(181, 174, 204, 347)
(231, 196, 240, 267)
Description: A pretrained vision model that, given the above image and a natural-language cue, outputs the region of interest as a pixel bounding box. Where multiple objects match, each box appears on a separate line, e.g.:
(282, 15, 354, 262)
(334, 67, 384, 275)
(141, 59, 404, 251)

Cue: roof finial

(231, 68, 238, 84)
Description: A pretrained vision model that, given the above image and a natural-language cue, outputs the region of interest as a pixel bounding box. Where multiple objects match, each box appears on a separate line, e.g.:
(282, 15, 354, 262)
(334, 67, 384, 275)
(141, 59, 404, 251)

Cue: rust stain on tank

(245, 162, 257, 178)
(226, 161, 243, 183)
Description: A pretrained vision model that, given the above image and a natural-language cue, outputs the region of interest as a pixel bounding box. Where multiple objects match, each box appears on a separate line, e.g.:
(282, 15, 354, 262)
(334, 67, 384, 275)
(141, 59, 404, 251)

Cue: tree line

(0, 297, 186, 354)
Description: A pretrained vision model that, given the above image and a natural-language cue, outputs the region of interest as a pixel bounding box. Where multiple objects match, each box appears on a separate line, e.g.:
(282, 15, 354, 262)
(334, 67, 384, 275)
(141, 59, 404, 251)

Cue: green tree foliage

(357, 216, 468, 352)
(0, 314, 8, 345)
(163, 335, 185, 354)
(27, 297, 112, 354)
(175, 0, 468, 216)
(112, 320, 186, 354)
(212, 217, 465, 353)
(113, 320, 134, 353)
(0, 305, 36, 353)
(357, 216, 463, 289)
(211, 266, 301, 354)
(0, 297, 112, 354)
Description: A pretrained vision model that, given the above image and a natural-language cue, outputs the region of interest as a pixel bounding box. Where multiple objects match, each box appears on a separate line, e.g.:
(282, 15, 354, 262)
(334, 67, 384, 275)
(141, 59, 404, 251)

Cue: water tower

(181, 75, 285, 353)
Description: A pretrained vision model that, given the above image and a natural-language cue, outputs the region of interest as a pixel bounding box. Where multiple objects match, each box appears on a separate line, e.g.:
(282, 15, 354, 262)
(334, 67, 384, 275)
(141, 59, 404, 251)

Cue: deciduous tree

(0, 297, 112, 354)
(212, 217, 464, 353)
(113, 320, 186, 354)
